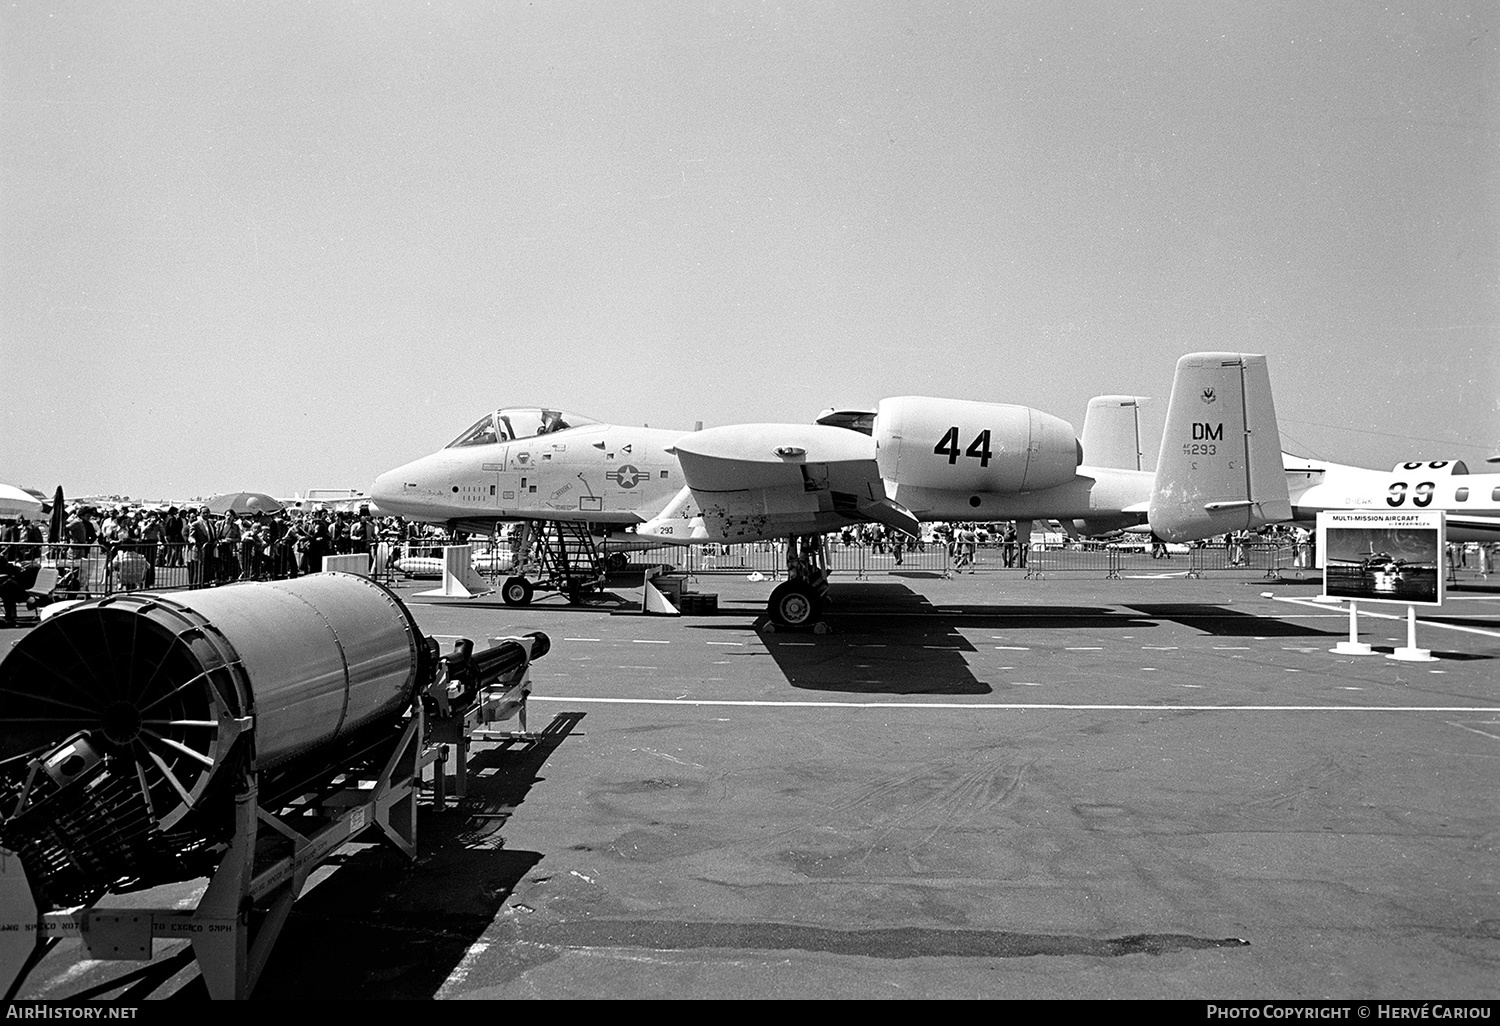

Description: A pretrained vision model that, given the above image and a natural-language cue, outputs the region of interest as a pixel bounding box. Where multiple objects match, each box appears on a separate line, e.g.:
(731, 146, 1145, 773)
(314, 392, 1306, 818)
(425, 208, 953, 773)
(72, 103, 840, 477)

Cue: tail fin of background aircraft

(1079, 395, 1145, 471)
(1148, 353, 1291, 542)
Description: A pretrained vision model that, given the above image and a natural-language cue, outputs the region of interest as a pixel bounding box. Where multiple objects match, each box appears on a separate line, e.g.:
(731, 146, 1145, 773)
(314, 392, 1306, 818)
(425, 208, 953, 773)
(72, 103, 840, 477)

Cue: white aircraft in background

(1282, 454, 1500, 541)
(371, 354, 1290, 625)
(637, 352, 1290, 625)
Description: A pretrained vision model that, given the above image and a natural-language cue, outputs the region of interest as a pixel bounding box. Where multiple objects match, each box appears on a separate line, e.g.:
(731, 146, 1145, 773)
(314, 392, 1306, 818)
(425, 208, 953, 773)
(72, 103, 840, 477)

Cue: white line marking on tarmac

(436, 941, 491, 999)
(1213, 646, 1251, 650)
(1066, 647, 1103, 651)
(564, 638, 600, 642)
(994, 646, 1029, 651)
(644, 748, 703, 768)
(1142, 646, 1178, 650)
(1274, 596, 1500, 639)
(40, 960, 106, 997)
(706, 641, 744, 646)
(530, 696, 1500, 712)
(1448, 721, 1500, 742)
(632, 639, 670, 644)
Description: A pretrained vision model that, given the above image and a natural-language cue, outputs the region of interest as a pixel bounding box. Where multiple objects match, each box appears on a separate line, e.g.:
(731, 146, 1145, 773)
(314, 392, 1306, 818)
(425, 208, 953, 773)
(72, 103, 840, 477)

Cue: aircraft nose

(371, 465, 410, 514)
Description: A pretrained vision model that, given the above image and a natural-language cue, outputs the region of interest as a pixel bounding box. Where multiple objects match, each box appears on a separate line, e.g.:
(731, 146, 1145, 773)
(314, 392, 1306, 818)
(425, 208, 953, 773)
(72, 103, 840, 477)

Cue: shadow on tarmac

(205, 711, 589, 1000)
(1125, 603, 1342, 638)
(735, 583, 1162, 696)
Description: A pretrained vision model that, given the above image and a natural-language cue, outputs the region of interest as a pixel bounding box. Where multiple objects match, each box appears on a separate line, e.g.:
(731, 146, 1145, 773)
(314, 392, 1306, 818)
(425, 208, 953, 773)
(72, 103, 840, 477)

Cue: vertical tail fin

(1149, 352, 1291, 542)
(1079, 395, 1145, 471)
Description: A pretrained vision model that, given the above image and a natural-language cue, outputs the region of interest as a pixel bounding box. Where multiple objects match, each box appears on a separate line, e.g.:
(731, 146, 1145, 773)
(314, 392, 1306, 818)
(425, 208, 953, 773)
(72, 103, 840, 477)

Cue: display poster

(1318, 510, 1445, 606)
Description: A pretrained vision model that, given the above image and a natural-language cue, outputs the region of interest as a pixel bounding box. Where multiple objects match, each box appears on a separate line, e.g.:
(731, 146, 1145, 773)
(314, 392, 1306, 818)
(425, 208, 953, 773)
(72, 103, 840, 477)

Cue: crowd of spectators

(0, 502, 465, 604)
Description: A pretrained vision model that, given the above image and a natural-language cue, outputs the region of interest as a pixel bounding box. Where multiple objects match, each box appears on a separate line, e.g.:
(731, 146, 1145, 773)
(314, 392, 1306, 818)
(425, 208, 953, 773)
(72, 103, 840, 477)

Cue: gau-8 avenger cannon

(0, 572, 550, 999)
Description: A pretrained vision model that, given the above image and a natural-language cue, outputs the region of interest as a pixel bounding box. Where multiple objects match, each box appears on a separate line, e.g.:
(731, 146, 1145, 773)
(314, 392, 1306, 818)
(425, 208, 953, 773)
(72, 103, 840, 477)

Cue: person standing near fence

(66, 509, 95, 562)
(218, 513, 241, 583)
(19, 518, 42, 561)
(282, 516, 306, 578)
(0, 550, 37, 626)
(139, 512, 161, 588)
(162, 507, 185, 566)
(1294, 528, 1312, 569)
(189, 506, 214, 587)
(955, 524, 978, 573)
(243, 512, 263, 579)
(310, 512, 331, 571)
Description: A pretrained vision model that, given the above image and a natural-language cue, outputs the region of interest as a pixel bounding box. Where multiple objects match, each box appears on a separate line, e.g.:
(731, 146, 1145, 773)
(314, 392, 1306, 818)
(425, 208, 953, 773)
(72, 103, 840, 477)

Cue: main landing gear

(763, 535, 832, 633)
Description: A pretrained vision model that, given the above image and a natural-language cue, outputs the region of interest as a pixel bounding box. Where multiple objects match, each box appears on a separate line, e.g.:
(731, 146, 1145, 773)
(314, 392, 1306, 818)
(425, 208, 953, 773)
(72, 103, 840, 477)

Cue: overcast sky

(3, 1, 1496, 501)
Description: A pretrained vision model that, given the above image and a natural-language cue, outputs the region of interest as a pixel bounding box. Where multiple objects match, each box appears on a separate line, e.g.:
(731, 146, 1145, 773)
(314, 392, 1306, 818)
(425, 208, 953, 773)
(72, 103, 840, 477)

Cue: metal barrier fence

(626, 539, 1305, 579)
(0, 539, 407, 601)
(2, 537, 1314, 606)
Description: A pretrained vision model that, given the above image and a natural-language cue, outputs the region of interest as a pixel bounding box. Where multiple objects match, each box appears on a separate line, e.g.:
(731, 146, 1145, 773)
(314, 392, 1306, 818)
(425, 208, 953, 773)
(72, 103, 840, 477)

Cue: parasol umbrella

(204, 492, 285, 516)
(0, 484, 44, 518)
(47, 486, 66, 544)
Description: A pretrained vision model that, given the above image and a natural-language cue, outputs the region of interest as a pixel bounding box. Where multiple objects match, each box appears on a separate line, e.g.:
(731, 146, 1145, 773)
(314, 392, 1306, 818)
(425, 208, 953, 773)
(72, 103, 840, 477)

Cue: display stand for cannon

(2, 706, 432, 1000)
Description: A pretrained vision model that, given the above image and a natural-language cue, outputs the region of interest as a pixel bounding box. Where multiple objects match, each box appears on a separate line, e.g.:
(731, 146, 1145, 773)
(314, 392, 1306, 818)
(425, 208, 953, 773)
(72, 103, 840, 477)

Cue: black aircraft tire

(501, 576, 534, 606)
(768, 581, 819, 627)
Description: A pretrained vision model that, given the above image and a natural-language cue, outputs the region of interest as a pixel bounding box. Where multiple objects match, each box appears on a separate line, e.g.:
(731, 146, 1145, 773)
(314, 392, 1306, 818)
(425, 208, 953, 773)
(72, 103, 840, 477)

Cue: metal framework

(2, 642, 540, 1001)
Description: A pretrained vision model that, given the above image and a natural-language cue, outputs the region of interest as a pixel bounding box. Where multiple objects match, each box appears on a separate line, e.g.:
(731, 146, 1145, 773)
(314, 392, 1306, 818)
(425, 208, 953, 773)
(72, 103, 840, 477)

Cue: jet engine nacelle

(1390, 460, 1468, 476)
(875, 396, 1080, 494)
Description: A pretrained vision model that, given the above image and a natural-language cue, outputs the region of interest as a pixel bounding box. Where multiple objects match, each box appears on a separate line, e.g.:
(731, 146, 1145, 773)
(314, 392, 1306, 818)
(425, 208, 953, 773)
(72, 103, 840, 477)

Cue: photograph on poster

(1319, 512, 1445, 606)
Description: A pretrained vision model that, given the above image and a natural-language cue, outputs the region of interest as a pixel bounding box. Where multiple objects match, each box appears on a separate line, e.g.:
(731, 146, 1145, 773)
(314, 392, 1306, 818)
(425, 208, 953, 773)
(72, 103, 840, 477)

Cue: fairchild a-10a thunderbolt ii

(371, 353, 1290, 625)
(635, 351, 1288, 624)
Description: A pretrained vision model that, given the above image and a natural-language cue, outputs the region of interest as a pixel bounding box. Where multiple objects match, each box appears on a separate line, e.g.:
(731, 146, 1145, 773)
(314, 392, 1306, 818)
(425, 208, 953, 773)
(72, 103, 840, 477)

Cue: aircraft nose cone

(371, 466, 408, 513)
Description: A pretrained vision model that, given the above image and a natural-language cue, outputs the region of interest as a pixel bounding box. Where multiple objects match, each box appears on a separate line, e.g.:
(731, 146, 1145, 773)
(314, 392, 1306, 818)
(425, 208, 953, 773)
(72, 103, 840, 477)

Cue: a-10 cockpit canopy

(445, 408, 602, 448)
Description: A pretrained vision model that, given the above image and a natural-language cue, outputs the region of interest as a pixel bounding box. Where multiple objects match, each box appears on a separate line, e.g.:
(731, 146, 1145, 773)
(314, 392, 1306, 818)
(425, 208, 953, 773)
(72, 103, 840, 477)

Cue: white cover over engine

(875, 396, 1080, 494)
(1389, 460, 1468, 476)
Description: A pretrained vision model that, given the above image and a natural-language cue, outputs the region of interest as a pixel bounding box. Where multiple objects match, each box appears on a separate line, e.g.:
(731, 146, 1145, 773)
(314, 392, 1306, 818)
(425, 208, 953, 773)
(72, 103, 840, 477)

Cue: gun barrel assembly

(0, 572, 549, 999)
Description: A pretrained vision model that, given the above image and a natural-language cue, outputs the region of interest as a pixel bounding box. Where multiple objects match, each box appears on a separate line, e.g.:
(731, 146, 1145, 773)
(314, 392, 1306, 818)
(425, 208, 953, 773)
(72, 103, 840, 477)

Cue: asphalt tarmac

(9, 563, 1500, 1000)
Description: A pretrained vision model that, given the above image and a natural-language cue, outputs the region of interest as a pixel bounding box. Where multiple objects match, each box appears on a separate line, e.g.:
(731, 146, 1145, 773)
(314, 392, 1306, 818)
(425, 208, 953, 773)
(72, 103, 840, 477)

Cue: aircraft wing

(637, 423, 914, 543)
(1445, 514, 1500, 540)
